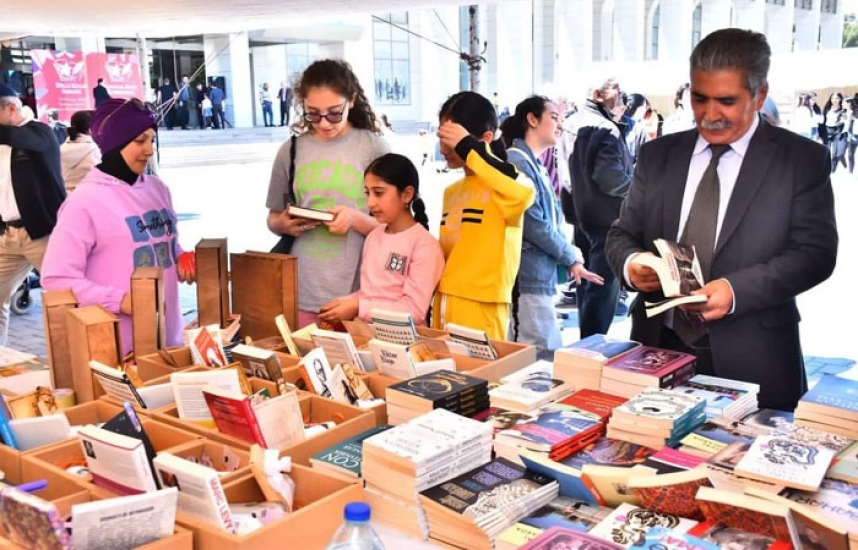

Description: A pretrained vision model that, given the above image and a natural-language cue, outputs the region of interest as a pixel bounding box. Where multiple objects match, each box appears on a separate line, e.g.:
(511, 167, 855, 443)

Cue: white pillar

(659, 0, 695, 62)
(614, 0, 646, 61)
(794, 1, 821, 51)
(203, 32, 253, 128)
(700, 0, 733, 39)
(554, 0, 593, 95)
(734, 0, 765, 32)
(765, 2, 795, 54)
(819, 10, 844, 49)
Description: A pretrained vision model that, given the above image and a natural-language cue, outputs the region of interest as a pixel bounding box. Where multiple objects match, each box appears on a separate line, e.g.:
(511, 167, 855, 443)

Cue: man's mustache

(700, 119, 731, 130)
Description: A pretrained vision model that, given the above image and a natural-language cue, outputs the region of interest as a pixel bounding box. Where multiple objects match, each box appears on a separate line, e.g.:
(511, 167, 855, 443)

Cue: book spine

(207, 473, 237, 533)
(659, 362, 696, 387)
(0, 409, 19, 450)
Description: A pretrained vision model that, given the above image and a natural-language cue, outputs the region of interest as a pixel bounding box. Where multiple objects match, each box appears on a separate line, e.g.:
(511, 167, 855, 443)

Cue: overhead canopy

(1, 0, 486, 37)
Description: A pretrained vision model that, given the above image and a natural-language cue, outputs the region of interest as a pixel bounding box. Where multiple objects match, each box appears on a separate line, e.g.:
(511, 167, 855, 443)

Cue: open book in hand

(630, 239, 707, 317)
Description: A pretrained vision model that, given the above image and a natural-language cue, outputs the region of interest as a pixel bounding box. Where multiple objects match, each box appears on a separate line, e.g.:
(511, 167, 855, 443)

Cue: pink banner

(30, 50, 144, 124)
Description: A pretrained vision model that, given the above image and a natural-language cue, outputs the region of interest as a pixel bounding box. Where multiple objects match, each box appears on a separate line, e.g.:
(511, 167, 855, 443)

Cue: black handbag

(270, 135, 298, 254)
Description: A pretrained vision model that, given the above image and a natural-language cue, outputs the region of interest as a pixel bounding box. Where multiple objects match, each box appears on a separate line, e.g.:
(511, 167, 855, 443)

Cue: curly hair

(292, 59, 381, 135)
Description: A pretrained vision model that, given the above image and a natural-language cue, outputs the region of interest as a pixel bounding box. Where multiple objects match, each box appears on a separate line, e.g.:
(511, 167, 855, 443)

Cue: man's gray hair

(689, 28, 770, 97)
(0, 96, 22, 109)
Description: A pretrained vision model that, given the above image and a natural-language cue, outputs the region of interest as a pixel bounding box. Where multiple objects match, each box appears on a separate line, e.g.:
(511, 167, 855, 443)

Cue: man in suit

(92, 78, 111, 107)
(277, 81, 292, 127)
(605, 28, 837, 411)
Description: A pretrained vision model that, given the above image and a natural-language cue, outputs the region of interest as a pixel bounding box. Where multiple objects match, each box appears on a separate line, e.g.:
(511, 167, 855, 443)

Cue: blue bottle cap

(344, 501, 371, 522)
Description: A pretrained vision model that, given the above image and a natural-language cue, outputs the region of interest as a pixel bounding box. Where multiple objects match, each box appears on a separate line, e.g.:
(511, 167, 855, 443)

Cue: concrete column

(659, 0, 694, 62)
(614, 0, 646, 61)
(53, 37, 81, 51)
(765, 3, 795, 54)
(490, 0, 534, 104)
(700, 0, 733, 39)
(203, 32, 253, 128)
(734, 0, 765, 32)
(794, 1, 822, 51)
(79, 35, 106, 54)
(555, 0, 593, 93)
(251, 44, 288, 126)
(819, 11, 844, 49)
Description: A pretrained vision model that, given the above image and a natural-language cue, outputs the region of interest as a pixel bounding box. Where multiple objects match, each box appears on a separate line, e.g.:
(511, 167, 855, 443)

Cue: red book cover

(630, 474, 711, 520)
(688, 522, 793, 550)
(603, 346, 697, 386)
(559, 389, 628, 420)
(202, 390, 266, 447)
(696, 499, 794, 544)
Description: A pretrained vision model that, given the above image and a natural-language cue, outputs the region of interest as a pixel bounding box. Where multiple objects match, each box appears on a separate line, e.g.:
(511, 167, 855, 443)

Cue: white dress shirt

(0, 109, 35, 222)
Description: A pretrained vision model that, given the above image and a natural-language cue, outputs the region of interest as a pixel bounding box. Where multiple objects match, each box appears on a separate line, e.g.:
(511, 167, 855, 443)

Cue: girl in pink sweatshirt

(42, 98, 195, 357)
(319, 153, 444, 325)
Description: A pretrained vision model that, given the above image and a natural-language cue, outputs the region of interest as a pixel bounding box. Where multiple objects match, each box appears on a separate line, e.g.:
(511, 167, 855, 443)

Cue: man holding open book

(605, 29, 838, 411)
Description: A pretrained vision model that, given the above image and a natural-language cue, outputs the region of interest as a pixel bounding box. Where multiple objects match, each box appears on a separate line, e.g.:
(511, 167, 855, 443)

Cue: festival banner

(30, 50, 145, 123)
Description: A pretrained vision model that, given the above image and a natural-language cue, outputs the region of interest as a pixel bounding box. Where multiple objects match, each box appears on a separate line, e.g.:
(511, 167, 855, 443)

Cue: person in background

(791, 93, 816, 139)
(93, 78, 111, 108)
(319, 153, 444, 325)
(60, 109, 100, 193)
(822, 92, 847, 172)
(46, 110, 67, 145)
(265, 59, 389, 328)
(623, 93, 651, 165)
(846, 93, 858, 174)
(433, 91, 535, 340)
(209, 81, 225, 130)
(193, 82, 207, 129)
(605, 28, 837, 411)
(176, 75, 190, 130)
(277, 81, 293, 127)
(663, 82, 694, 135)
(0, 84, 66, 346)
(22, 86, 37, 119)
(501, 96, 602, 357)
(41, 98, 196, 357)
(259, 82, 274, 127)
(200, 94, 213, 129)
(156, 77, 177, 130)
(563, 77, 633, 339)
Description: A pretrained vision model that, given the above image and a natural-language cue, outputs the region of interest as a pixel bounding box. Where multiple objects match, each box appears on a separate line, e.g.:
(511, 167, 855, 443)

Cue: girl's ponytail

(412, 197, 429, 230)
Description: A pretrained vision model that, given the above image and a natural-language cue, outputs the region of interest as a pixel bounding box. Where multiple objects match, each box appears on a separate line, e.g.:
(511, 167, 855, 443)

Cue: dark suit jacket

(605, 118, 838, 411)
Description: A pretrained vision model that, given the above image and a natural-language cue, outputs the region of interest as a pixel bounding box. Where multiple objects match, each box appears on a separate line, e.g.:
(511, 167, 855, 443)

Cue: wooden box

(174, 467, 362, 550)
(0, 444, 91, 518)
(230, 251, 297, 340)
(65, 305, 121, 403)
(195, 238, 230, 328)
(41, 288, 78, 390)
(136, 346, 195, 382)
(131, 266, 166, 357)
(160, 439, 251, 485)
(359, 372, 400, 425)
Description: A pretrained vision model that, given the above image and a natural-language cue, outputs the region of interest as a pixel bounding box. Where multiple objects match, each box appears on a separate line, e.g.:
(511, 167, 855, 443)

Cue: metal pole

(469, 5, 481, 92)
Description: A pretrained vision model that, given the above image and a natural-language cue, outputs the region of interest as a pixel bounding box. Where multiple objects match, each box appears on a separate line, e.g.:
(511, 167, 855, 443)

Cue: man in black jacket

(0, 84, 66, 344)
(92, 78, 111, 108)
(563, 78, 633, 339)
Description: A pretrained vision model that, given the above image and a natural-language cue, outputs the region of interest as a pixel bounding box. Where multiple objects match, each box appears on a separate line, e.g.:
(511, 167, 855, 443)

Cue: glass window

(821, 0, 837, 13)
(692, 4, 702, 47)
(373, 12, 411, 105)
(795, 0, 813, 9)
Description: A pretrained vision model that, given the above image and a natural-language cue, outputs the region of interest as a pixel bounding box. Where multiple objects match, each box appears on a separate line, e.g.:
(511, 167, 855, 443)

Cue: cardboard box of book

(135, 346, 303, 385)
(159, 439, 252, 485)
(0, 443, 91, 519)
(430, 338, 536, 383)
(154, 394, 375, 458)
(172, 466, 362, 550)
(40, 288, 78, 390)
(21, 416, 202, 494)
(358, 372, 400, 425)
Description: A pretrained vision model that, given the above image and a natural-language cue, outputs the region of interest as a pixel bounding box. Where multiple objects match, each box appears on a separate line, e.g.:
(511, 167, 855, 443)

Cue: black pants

(573, 227, 620, 338)
(280, 102, 290, 126)
(212, 105, 225, 129)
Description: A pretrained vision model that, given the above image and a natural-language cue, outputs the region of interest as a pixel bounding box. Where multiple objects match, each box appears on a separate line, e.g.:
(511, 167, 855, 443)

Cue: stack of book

(309, 424, 391, 481)
(361, 409, 493, 539)
(418, 457, 559, 550)
(600, 346, 696, 399)
(489, 361, 573, 413)
(607, 387, 707, 449)
(553, 335, 640, 391)
(674, 374, 760, 420)
(794, 374, 858, 438)
(492, 402, 605, 465)
(385, 370, 489, 424)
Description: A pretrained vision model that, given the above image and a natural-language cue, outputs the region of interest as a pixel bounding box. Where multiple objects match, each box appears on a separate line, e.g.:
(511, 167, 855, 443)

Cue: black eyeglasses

(303, 101, 348, 124)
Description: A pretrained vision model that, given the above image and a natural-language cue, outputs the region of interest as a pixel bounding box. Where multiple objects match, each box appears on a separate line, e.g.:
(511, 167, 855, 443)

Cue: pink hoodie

(41, 167, 184, 357)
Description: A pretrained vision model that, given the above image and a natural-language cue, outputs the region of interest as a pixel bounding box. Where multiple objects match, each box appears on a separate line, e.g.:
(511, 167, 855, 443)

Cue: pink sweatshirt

(41, 168, 184, 357)
(349, 223, 445, 325)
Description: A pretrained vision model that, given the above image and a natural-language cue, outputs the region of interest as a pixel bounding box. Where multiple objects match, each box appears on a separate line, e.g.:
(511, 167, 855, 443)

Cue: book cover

(78, 425, 159, 495)
(558, 390, 628, 421)
(688, 522, 790, 550)
(419, 457, 559, 533)
(274, 314, 301, 357)
(638, 527, 720, 550)
(799, 374, 858, 419)
(0, 393, 19, 449)
(734, 434, 836, 491)
(496, 522, 543, 550)
(371, 309, 418, 345)
(446, 322, 498, 360)
(489, 377, 570, 413)
(203, 388, 266, 446)
(627, 467, 711, 520)
(170, 368, 243, 427)
(188, 325, 227, 367)
(387, 370, 488, 410)
(560, 437, 656, 470)
(230, 344, 286, 394)
(588, 502, 698, 548)
(612, 387, 706, 428)
(579, 464, 658, 508)
(286, 203, 335, 222)
(102, 402, 158, 480)
(71, 488, 178, 550)
(297, 347, 333, 398)
(0, 486, 69, 550)
(153, 452, 236, 533)
(519, 496, 613, 532)
(496, 404, 603, 451)
(327, 363, 373, 405)
(746, 487, 851, 550)
(781, 478, 858, 533)
(310, 329, 364, 371)
(603, 346, 697, 386)
(557, 335, 641, 364)
(828, 440, 858, 484)
(519, 526, 625, 550)
(310, 424, 391, 478)
(696, 486, 798, 545)
(89, 361, 147, 408)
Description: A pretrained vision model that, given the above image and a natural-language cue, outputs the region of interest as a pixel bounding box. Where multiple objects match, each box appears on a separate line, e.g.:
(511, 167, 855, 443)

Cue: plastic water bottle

(325, 502, 385, 550)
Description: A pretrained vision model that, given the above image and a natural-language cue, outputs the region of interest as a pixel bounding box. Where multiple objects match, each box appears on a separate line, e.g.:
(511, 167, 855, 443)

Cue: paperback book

(203, 387, 304, 449)
(371, 308, 419, 346)
(0, 486, 69, 549)
(310, 424, 392, 479)
(602, 346, 697, 388)
(631, 239, 708, 316)
(588, 502, 698, 548)
(446, 323, 498, 360)
(519, 526, 624, 550)
(733, 434, 836, 491)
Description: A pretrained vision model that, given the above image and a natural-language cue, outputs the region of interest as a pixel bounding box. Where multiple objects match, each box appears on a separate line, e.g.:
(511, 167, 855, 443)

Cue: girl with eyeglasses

(42, 98, 196, 357)
(266, 59, 389, 329)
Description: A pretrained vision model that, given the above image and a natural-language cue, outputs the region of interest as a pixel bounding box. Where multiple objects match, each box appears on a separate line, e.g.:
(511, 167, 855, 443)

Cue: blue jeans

(262, 101, 273, 126)
(574, 227, 620, 338)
